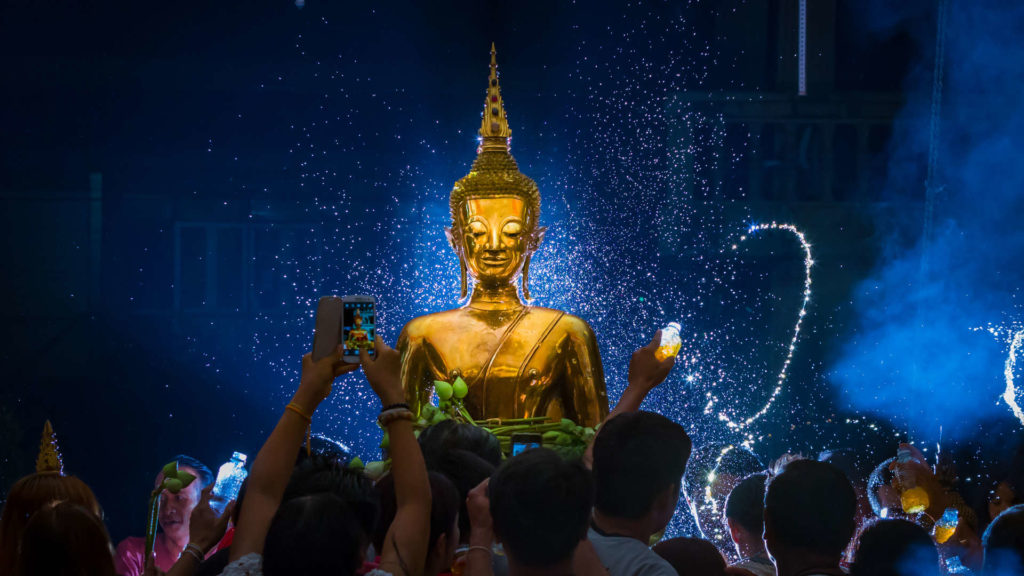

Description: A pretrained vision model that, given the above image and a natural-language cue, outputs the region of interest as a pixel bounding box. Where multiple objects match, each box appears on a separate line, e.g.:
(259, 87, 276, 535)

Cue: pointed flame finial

(36, 420, 64, 475)
(479, 42, 511, 150)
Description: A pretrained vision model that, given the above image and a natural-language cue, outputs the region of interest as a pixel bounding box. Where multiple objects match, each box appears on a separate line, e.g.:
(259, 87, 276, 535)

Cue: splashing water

(979, 325, 1024, 426)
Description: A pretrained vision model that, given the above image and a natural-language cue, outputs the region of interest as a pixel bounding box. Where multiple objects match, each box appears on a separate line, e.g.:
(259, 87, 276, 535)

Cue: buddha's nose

(487, 228, 502, 250)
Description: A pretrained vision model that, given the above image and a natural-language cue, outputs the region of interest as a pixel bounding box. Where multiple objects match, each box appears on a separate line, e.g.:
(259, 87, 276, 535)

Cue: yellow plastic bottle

(655, 322, 682, 361)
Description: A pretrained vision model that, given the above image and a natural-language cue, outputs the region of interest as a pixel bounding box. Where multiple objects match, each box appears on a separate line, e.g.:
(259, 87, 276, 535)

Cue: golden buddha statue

(397, 44, 609, 428)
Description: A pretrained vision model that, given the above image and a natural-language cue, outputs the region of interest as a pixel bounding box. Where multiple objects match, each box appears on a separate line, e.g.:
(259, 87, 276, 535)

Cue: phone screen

(511, 440, 541, 456)
(343, 300, 376, 358)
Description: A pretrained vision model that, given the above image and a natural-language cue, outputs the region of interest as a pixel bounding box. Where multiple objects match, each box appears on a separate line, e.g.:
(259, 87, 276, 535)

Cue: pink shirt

(114, 535, 178, 576)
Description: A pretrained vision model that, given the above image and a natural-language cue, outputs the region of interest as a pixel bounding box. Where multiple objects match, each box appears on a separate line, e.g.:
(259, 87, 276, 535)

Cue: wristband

(285, 402, 312, 423)
(466, 545, 493, 556)
(381, 402, 411, 412)
(182, 543, 204, 563)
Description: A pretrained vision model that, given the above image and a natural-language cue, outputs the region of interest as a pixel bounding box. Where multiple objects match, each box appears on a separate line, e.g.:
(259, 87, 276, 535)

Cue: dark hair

(418, 420, 502, 467)
(424, 448, 496, 543)
(716, 447, 763, 479)
(850, 518, 939, 576)
(490, 448, 593, 567)
(867, 457, 897, 516)
(15, 502, 116, 576)
(592, 411, 691, 519)
(652, 537, 726, 576)
(984, 503, 1024, 574)
(725, 473, 768, 536)
(765, 459, 856, 557)
(373, 471, 460, 553)
(282, 454, 379, 539)
(262, 494, 365, 576)
(171, 454, 214, 488)
(0, 473, 102, 575)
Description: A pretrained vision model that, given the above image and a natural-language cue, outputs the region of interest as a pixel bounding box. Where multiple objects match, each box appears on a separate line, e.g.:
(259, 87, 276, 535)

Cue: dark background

(3, 0, 1021, 542)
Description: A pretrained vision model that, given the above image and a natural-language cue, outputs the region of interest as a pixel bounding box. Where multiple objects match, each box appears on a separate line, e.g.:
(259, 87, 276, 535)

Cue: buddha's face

(455, 196, 534, 285)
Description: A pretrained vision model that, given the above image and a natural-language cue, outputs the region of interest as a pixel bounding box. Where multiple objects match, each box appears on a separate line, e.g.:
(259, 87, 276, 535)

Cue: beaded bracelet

(382, 402, 411, 412)
(378, 408, 415, 428)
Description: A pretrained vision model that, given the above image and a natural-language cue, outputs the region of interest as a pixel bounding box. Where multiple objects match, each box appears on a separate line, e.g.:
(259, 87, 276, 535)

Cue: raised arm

(583, 331, 675, 467)
(363, 336, 432, 576)
(229, 346, 356, 561)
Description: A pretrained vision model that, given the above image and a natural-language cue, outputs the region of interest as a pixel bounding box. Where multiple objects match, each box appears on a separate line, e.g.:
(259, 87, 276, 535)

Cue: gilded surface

(397, 46, 609, 427)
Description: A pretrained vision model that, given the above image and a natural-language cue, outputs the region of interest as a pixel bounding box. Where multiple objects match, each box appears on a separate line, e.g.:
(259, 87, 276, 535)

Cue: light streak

(708, 222, 813, 438)
(693, 222, 814, 545)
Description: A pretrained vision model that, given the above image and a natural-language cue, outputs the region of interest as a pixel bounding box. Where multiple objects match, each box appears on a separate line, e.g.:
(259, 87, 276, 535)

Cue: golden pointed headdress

(35, 420, 64, 475)
(450, 43, 541, 229)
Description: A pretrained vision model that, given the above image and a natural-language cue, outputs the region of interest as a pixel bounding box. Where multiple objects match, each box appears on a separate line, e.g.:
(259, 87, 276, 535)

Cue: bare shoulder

(399, 308, 465, 340)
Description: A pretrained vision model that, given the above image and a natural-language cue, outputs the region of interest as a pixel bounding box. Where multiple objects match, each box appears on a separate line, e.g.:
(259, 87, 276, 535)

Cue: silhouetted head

(490, 448, 592, 568)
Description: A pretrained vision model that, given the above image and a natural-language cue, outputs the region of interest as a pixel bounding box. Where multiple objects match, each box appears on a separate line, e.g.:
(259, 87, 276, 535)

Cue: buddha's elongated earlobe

(459, 257, 469, 300)
(447, 226, 469, 300)
(522, 255, 532, 301)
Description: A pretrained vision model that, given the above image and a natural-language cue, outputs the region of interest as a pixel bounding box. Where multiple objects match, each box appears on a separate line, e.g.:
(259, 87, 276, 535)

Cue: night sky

(3, 0, 1022, 544)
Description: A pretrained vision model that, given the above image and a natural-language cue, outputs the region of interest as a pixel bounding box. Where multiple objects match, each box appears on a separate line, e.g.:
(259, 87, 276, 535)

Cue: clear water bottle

(655, 322, 682, 361)
(210, 452, 247, 515)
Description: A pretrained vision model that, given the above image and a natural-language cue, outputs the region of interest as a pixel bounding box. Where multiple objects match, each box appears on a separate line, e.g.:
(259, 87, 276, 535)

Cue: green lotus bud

(452, 377, 469, 399)
(434, 380, 454, 400)
(348, 456, 365, 470)
(560, 418, 576, 432)
(161, 461, 179, 478)
(364, 460, 390, 480)
(380, 431, 390, 450)
(542, 430, 561, 441)
(177, 471, 196, 489)
(430, 411, 447, 425)
(164, 478, 184, 493)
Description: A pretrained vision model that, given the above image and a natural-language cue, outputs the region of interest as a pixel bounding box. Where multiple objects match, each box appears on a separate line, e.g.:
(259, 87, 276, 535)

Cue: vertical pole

(798, 0, 807, 96)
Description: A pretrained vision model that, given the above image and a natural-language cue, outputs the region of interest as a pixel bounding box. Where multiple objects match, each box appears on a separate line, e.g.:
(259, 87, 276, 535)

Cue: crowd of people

(5, 333, 1024, 576)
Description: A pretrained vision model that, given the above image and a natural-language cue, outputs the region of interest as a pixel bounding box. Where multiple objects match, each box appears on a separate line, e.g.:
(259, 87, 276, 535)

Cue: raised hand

(627, 330, 676, 393)
(295, 346, 359, 409)
(360, 335, 404, 406)
(188, 486, 234, 554)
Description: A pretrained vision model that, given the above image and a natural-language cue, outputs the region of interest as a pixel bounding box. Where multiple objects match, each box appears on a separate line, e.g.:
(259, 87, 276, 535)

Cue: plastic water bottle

(655, 322, 682, 361)
(210, 452, 247, 515)
(933, 507, 959, 544)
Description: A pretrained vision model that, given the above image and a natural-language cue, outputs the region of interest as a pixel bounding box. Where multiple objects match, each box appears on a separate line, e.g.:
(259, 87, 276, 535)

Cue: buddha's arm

(397, 324, 433, 418)
(563, 318, 609, 428)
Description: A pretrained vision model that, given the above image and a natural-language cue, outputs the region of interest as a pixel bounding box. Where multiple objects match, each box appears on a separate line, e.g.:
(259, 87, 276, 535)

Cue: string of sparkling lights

(690, 222, 814, 546)
(705, 222, 814, 448)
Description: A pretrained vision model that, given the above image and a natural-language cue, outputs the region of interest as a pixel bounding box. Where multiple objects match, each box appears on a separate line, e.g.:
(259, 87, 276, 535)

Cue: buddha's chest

(427, 327, 569, 386)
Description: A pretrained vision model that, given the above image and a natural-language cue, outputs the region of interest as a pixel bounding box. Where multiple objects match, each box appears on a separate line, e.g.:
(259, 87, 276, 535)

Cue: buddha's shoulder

(399, 309, 466, 337)
(529, 307, 596, 336)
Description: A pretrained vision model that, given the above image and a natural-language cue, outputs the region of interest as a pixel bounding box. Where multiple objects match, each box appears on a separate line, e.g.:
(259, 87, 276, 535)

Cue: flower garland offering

(365, 378, 597, 478)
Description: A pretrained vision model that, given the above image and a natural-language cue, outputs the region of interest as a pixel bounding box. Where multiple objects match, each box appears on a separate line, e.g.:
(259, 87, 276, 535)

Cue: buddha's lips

(480, 256, 509, 266)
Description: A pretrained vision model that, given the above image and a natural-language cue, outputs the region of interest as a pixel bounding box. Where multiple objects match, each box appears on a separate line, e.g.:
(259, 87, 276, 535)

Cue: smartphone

(510, 433, 543, 456)
(312, 295, 344, 361)
(342, 295, 376, 363)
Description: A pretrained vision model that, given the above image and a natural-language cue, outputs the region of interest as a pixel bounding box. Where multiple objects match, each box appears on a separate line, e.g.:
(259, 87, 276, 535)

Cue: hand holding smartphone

(313, 294, 377, 363)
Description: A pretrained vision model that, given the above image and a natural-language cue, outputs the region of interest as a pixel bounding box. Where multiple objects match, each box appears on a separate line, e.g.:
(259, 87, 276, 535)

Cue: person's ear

(432, 532, 448, 564)
(726, 517, 742, 544)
